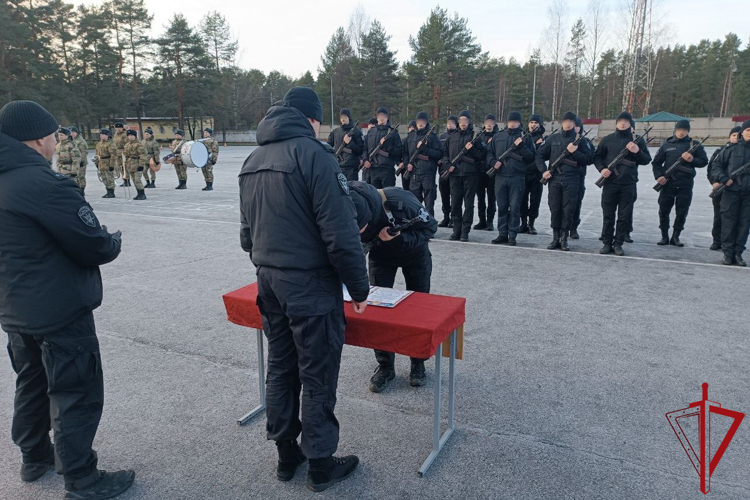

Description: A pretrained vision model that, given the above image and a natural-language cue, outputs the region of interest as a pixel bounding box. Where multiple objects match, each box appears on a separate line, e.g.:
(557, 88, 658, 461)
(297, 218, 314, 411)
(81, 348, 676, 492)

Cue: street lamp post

(330, 73, 334, 128)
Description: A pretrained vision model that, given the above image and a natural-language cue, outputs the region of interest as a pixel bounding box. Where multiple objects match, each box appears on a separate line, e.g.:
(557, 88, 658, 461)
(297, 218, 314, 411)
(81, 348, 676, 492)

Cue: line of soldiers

(327, 107, 750, 264)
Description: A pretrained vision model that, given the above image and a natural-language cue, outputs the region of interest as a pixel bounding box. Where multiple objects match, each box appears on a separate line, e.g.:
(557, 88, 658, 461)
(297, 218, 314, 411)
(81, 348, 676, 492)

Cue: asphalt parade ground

(1, 146, 748, 499)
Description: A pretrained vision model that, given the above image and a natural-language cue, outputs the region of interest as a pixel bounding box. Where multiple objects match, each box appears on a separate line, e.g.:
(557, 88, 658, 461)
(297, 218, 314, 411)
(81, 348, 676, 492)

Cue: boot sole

(306, 465, 358, 493)
(65, 471, 135, 500)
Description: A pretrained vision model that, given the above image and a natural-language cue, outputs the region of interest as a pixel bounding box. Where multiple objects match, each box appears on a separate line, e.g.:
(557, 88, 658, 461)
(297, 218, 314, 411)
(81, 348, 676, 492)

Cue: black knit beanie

(675, 119, 690, 132)
(282, 87, 324, 123)
(0, 100, 59, 141)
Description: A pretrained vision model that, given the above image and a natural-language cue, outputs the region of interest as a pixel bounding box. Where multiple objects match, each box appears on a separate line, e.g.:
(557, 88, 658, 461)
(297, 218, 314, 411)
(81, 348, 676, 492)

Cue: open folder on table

(342, 285, 413, 308)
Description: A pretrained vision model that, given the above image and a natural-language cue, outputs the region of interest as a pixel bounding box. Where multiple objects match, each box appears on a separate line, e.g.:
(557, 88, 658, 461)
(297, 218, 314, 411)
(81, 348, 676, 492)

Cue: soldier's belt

(619, 159, 636, 167)
(461, 157, 475, 164)
(677, 165, 693, 174)
(509, 152, 523, 161)
(60, 161, 72, 165)
(128, 156, 139, 159)
(417, 154, 429, 161)
(377, 150, 390, 157)
(342, 148, 352, 154)
(563, 158, 578, 167)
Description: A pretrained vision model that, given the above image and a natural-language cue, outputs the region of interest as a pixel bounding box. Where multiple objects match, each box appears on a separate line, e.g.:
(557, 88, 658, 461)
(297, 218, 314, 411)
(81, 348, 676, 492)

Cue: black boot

(473, 216, 487, 230)
(448, 220, 453, 228)
(600, 243, 613, 254)
(102, 188, 115, 199)
(133, 189, 146, 200)
(560, 231, 570, 251)
(507, 236, 517, 246)
(736, 253, 747, 267)
(460, 232, 469, 242)
(64, 469, 135, 500)
(710, 241, 722, 251)
(569, 225, 579, 239)
(202, 182, 213, 191)
(722, 253, 734, 265)
(486, 216, 494, 232)
(670, 230, 684, 247)
(491, 234, 508, 244)
(613, 243, 625, 256)
(409, 360, 426, 387)
(176, 180, 186, 190)
(527, 216, 538, 235)
(518, 216, 528, 234)
(438, 218, 449, 228)
(369, 364, 395, 393)
(624, 232, 633, 243)
(657, 228, 670, 245)
(546, 230, 560, 250)
(276, 440, 306, 481)
(307, 455, 359, 492)
(449, 232, 460, 241)
(21, 444, 54, 483)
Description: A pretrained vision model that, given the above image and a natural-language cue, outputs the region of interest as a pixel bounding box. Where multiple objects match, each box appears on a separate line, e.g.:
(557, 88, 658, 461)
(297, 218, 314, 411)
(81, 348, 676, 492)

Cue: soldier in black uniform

(363, 107, 402, 189)
(570, 117, 592, 239)
(443, 110, 485, 241)
(652, 119, 708, 247)
(347, 181, 437, 392)
(536, 112, 594, 251)
(399, 120, 417, 191)
(594, 111, 652, 256)
(361, 118, 379, 184)
(475, 114, 498, 231)
(239, 88, 370, 492)
(707, 127, 741, 251)
(0, 100, 133, 499)
(437, 116, 458, 228)
(327, 108, 364, 182)
(520, 114, 545, 235)
(402, 112, 442, 217)
(712, 120, 750, 266)
(486, 111, 535, 246)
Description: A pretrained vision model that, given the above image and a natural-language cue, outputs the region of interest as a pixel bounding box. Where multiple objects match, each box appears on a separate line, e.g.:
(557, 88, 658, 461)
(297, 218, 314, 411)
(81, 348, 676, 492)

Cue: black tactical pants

(6, 311, 103, 484)
(572, 173, 586, 230)
(712, 193, 723, 244)
(495, 175, 525, 237)
(476, 172, 496, 224)
(256, 266, 346, 459)
(720, 189, 750, 256)
(341, 166, 359, 182)
(521, 170, 543, 220)
(369, 246, 432, 367)
(438, 176, 451, 220)
(450, 174, 477, 237)
(548, 177, 580, 231)
(368, 167, 396, 188)
(409, 173, 437, 217)
(658, 184, 693, 232)
(601, 182, 635, 245)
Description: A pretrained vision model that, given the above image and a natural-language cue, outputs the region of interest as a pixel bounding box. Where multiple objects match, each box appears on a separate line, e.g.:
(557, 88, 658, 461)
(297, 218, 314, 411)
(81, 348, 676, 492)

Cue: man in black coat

(437, 116, 458, 227)
(707, 127, 741, 251)
(593, 111, 652, 256)
(486, 111, 535, 246)
(363, 107, 402, 189)
(327, 108, 364, 182)
(0, 101, 133, 499)
(475, 114, 499, 231)
(536, 112, 594, 251)
(348, 181, 437, 392)
(652, 119, 708, 246)
(399, 120, 417, 191)
(711, 120, 750, 266)
(442, 110, 485, 241)
(402, 112, 442, 217)
(520, 114, 545, 235)
(239, 87, 370, 491)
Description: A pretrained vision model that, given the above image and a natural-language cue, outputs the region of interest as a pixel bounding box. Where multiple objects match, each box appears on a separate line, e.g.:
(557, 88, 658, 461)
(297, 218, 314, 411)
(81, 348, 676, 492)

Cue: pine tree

(350, 20, 400, 119)
(317, 27, 356, 125)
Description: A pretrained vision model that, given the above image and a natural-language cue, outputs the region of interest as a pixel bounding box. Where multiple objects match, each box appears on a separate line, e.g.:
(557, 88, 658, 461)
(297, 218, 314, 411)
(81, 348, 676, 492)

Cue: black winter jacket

(486, 127, 535, 177)
(442, 126, 485, 176)
(327, 123, 364, 169)
(651, 135, 708, 188)
(593, 129, 652, 184)
(238, 106, 370, 302)
(713, 140, 750, 193)
(364, 123, 402, 169)
(535, 129, 594, 181)
(0, 133, 121, 335)
(402, 126, 442, 177)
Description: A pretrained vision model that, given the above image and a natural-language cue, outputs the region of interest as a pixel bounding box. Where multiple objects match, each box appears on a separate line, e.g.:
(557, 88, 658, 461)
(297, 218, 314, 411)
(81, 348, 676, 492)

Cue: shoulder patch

(418, 207, 431, 222)
(78, 206, 98, 228)
(337, 173, 349, 195)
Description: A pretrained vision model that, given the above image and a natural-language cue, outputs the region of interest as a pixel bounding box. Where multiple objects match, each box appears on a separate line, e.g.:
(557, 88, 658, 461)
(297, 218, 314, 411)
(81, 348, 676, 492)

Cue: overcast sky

(72, 0, 748, 77)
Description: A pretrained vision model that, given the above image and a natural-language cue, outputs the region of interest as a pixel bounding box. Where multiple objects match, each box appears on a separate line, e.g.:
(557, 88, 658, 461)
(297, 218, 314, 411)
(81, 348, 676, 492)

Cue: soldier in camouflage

(55, 128, 82, 185)
(69, 126, 88, 193)
(142, 128, 160, 188)
(170, 129, 187, 189)
(123, 129, 147, 200)
(94, 129, 117, 198)
(201, 127, 219, 191)
(113, 123, 129, 187)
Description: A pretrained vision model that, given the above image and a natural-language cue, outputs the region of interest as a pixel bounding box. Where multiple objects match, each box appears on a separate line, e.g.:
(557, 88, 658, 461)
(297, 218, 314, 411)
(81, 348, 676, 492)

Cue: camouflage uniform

(113, 129, 128, 179)
(201, 136, 219, 183)
(95, 137, 117, 190)
(142, 137, 160, 184)
(170, 138, 187, 182)
(55, 138, 82, 182)
(123, 139, 147, 191)
(72, 135, 89, 189)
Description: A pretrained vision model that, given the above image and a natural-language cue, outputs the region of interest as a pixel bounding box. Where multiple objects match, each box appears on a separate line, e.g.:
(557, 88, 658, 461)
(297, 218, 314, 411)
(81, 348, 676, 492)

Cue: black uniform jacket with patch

(0, 133, 121, 335)
(238, 105, 370, 303)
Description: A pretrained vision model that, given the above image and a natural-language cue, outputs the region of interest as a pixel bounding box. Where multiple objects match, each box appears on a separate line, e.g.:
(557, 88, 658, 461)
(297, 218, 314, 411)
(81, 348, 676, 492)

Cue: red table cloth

(223, 283, 465, 360)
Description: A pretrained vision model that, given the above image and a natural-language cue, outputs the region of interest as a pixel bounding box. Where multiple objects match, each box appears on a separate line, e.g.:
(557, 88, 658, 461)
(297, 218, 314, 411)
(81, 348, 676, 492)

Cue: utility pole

(330, 72, 334, 128)
(531, 64, 537, 114)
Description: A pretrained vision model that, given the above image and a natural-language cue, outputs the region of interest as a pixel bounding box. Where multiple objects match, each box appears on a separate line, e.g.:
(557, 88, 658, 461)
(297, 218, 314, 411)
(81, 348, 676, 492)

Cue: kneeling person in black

(348, 181, 438, 392)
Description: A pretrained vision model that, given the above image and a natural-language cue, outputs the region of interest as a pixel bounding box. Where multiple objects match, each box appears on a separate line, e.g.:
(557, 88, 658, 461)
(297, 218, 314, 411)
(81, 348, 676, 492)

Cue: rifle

(363, 210, 431, 254)
(399, 125, 438, 179)
(595, 126, 654, 188)
(709, 159, 750, 198)
(334, 121, 360, 158)
(361, 123, 400, 170)
(653, 135, 709, 192)
(440, 131, 483, 181)
(485, 131, 532, 177)
(536, 127, 558, 147)
(540, 129, 591, 185)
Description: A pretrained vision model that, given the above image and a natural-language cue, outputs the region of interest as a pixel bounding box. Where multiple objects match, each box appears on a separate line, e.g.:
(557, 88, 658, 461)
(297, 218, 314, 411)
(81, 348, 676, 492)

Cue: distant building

(92, 117, 215, 142)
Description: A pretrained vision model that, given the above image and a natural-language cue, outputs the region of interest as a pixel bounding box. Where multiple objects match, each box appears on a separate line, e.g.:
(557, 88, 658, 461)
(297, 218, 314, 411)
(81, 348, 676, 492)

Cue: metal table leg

(237, 328, 266, 425)
(418, 329, 457, 476)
